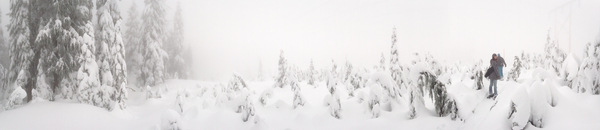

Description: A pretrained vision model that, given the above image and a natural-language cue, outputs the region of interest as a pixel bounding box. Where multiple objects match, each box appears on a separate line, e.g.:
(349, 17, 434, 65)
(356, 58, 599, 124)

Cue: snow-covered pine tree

(389, 27, 404, 93)
(520, 51, 529, 70)
(96, 0, 128, 110)
(325, 61, 342, 119)
(0, 7, 5, 97)
(573, 42, 600, 94)
(5, 0, 33, 101)
(307, 59, 316, 86)
(165, 2, 188, 79)
(289, 74, 305, 109)
(124, 1, 142, 79)
(275, 50, 287, 88)
(138, 0, 169, 87)
(543, 31, 566, 76)
(508, 56, 522, 82)
(0, 7, 9, 69)
(470, 60, 484, 90)
(34, 0, 96, 100)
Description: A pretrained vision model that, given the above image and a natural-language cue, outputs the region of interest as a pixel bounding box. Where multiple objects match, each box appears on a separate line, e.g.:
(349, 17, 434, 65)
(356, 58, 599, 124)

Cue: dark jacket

(489, 59, 501, 80)
(497, 56, 506, 67)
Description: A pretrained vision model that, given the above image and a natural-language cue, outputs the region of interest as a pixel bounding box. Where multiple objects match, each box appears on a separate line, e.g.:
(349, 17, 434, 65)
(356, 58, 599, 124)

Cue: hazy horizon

(1, 0, 599, 82)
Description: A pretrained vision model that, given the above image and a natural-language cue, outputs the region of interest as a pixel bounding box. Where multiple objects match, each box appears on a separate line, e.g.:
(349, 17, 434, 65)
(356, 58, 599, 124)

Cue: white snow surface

(1, 69, 600, 130)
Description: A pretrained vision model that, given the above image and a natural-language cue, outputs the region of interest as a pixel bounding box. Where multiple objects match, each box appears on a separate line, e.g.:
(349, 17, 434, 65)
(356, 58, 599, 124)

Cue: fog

(1, 0, 599, 81)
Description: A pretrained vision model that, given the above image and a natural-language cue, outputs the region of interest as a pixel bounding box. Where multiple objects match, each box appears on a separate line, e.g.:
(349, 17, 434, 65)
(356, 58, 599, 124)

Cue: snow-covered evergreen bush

(221, 73, 256, 122)
(329, 92, 341, 119)
(146, 85, 162, 99)
(275, 50, 288, 88)
(508, 56, 522, 82)
(389, 27, 405, 92)
(366, 83, 382, 118)
(572, 42, 600, 94)
(291, 81, 305, 109)
(529, 81, 549, 128)
(173, 89, 188, 114)
(4, 85, 26, 110)
(323, 65, 342, 119)
(469, 60, 484, 90)
(543, 32, 566, 76)
(379, 53, 386, 71)
(5, 70, 27, 110)
(58, 74, 77, 100)
(307, 59, 316, 86)
(406, 59, 459, 120)
(161, 109, 182, 130)
(35, 74, 52, 101)
(508, 86, 530, 130)
(561, 53, 580, 89)
(259, 88, 274, 106)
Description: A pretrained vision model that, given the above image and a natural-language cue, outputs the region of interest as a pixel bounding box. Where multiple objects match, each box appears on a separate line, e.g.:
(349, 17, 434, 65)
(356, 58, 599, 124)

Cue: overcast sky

(1, 0, 600, 81)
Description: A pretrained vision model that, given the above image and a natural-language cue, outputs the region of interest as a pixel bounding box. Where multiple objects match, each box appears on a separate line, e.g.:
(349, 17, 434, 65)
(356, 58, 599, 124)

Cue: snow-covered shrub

(508, 86, 530, 130)
(113, 82, 128, 110)
(275, 50, 288, 88)
(228, 73, 247, 91)
(407, 66, 460, 120)
(259, 88, 274, 106)
(4, 85, 26, 110)
(572, 42, 600, 94)
(307, 59, 317, 86)
(146, 86, 162, 99)
(423, 72, 459, 120)
(326, 70, 338, 95)
(161, 109, 182, 130)
(508, 56, 523, 82)
(35, 74, 53, 101)
(527, 77, 562, 128)
(173, 89, 188, 114)
(291, 81, 305, 109)
(223, 73, 256, 122)
(367, 83, 382, 118)
(561, 53, 579, 88)
(329, 92, 342, 119)
(58, 74, 77, 100)
(528, 80, 549, 128)
(407, 84, 421, 119)
(543, 33, 567, 76)
(389, 27, 406, 92)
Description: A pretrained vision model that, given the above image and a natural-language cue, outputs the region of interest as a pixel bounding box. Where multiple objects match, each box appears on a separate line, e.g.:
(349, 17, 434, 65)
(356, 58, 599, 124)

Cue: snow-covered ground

(1, 68, 599, 130)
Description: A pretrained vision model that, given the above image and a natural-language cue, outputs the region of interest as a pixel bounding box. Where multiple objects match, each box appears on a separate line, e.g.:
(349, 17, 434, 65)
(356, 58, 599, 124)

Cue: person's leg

(499, 67, 503, 78)
(493, 79, 498, 96)
(489, 79, 493, 96)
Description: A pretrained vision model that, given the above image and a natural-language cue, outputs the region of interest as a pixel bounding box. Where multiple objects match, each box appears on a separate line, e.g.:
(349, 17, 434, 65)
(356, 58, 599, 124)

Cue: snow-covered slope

(1, 69, 599, 130)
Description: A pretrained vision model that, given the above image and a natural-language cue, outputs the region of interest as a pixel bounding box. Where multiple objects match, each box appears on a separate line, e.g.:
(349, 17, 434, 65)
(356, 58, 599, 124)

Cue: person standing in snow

(488, 54, 501, 99)
(497, 54, 507, 79)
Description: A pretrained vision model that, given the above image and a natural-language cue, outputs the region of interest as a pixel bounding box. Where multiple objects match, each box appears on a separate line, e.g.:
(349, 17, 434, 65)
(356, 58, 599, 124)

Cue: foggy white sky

(1, 0, 600, 81)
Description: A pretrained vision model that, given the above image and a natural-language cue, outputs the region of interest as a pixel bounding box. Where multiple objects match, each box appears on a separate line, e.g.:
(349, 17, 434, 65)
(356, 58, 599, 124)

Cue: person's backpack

(484, 67, 494, 78)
